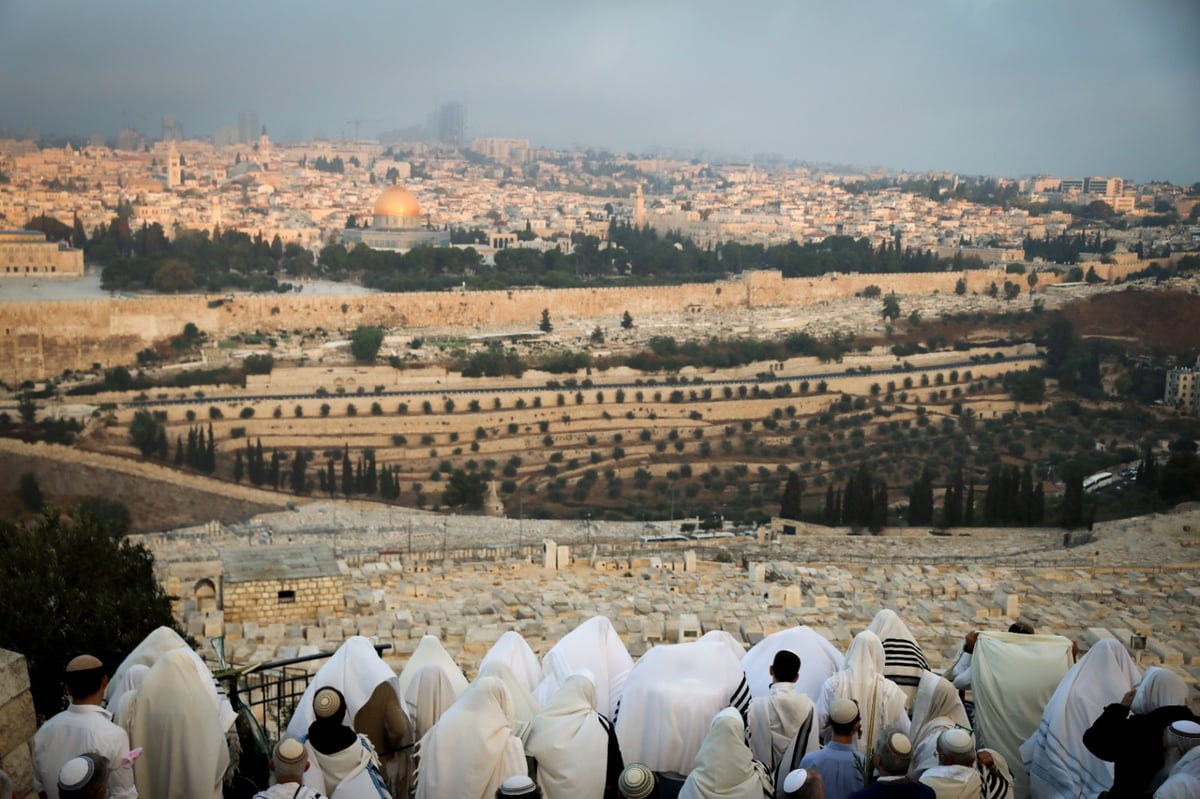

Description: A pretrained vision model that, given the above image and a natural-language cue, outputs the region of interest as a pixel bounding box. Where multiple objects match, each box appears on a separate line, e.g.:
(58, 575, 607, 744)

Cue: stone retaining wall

(222, 575, 343, 624)
(0, 649, 35, 799)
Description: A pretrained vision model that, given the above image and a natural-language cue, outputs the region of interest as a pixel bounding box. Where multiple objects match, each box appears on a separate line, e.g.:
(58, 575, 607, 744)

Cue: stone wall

(222, 575, 343, 624)
(0, 262, 1151, 384)
(0, 649, 36, 799)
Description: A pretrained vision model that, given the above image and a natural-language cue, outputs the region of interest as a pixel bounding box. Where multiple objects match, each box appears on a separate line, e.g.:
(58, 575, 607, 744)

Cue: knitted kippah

(313, 686, 344, 719)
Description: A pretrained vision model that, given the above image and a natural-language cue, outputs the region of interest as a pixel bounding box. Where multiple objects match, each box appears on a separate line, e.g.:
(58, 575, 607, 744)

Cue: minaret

(635, 184, 645, 230)
(167, 143, 181, 189)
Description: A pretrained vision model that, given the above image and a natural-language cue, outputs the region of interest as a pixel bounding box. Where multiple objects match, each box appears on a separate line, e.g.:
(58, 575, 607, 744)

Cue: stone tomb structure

(221, 543, 343, 624)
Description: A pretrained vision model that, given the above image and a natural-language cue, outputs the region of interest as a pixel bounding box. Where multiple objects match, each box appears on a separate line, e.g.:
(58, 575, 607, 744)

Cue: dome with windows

(372, 186, 422, 229)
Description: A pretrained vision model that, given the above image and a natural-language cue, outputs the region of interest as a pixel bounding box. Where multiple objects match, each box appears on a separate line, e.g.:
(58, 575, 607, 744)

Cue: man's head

(1164, 720, 1200, 769)
(874, 729, 913, 776)
(64, 655, 107, 704)
(496, 775, 542, 798)
(617, 764, 655, 799)
(937, 728, 976, 767)
(57, 753, 108, 799)
(313, 686, 347, 724)
(771, 650, 801, 684)
(1008, 621, 1035, 635)
(270, 738, 308, 784)
(829, 698, 861, 740)
(782, 767, 825, 799)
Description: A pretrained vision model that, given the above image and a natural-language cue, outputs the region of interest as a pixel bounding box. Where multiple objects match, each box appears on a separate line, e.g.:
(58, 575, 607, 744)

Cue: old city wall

(1, 262, 1147, 384)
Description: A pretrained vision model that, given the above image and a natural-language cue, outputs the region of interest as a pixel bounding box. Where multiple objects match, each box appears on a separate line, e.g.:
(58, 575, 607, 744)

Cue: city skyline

(1, 0, 1198, 183)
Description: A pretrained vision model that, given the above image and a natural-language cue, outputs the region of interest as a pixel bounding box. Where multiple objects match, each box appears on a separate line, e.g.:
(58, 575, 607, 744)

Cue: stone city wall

(0, 649, 36, 799)
(1, 263, 1148, 384)
(222, 575, 343, 624)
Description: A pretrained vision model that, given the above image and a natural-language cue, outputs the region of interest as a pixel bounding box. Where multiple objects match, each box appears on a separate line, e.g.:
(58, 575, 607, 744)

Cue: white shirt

(33, 703, 138, 799)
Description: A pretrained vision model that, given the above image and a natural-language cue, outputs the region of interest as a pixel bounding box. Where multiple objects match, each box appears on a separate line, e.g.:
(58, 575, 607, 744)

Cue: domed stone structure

(373, 186, 422, 230)
(341, 184, 450, 253)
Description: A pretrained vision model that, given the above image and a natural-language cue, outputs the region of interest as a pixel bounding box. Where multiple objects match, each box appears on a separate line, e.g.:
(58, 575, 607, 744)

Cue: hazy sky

(2, 0, 1197, 182)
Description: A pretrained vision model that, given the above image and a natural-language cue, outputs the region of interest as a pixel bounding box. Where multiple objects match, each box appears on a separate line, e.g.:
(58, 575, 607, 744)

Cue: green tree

(881, 292, 901, 321)
(621, 310, 634, 329)
(780, 471, 802, 521)
(539, 309, 553, 333)
(18, 472, 43, 512)
(954, 277, 967, 296)
(350, 326, 385, 363)
(0, 508, 179, 719)
(128, 409, 164, 457)
(443, 469, 487, 510)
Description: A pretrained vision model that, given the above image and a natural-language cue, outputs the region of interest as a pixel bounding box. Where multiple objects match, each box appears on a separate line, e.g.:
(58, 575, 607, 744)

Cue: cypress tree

(965, 482, 975, 526)
(781, 472, 802, 521)
(341, 446, 353, 496)
(270, 451, 281, 490)
(174, 435, 184, 466)
(823, 484, 837, 526)
(326, 460, 336, 497)
(233, 450, 243, 483)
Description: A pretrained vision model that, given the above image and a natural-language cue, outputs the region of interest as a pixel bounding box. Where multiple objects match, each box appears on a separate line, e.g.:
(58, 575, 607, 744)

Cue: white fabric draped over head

(908, 671, 970, 779)
(127, 648, 229, 799)
(397, 635, 469, 698)
(480, 631, 543, 697)
(108, 664, 149, 734)
(616, 634, 750, 776)
(107, 625, 236, 732)
(414, 675, 527, 799)
(679, 708, 768, 799)
(285, 635, 401, 740)
(477, 659, 540, 732)
(867, 609, 930, 706)
(1156, 749, 1200, 799)
(1132, 667, 1189, 715)
(405, 663, 459, 742)
(533, 616, 633, 719)
(741, 626, 842, 703)
(1019, 637, 1141, 799)
(524, 673, 609, 799)
(818, 629, 911, 753)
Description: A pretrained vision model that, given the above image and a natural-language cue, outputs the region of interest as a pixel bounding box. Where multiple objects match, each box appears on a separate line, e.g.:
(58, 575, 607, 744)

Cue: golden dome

(373, 186, 421, 218)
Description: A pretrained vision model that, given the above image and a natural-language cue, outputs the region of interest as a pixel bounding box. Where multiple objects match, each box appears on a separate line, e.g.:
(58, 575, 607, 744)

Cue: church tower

(634, 184, 645, 230)
(167, 143, 181, 189)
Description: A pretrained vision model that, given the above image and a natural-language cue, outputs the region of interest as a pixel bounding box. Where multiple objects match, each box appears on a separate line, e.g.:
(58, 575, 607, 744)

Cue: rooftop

(222, 543, 339, 583)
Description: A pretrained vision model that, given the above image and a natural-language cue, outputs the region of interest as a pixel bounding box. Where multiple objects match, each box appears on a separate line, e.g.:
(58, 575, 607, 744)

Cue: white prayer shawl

(312, 734, 389, 799)
(908, 672, 971, 779)
(867, 609, 931, 708)
(397, 635, 469, 698)
(107, 625, 237, 732)
(404, 664, 459, 742)
(741, 626, 843, 704)
(979, 749, 1016, 799)
(1133, 667, 1190, 715)
(817, 630, 910, 753)
(109, 664, 149, 735)
(1155, 749, 1200, 799)
(533, 616, 633, 719)
(127, 648, 229, 799)
(970, 631, 1074, 799)
(679, 708, 772, 799)
(1019, 638, 1141, 799)
(414, 676, 526, 799)
(921, 765, 983, 799)
(287, 636, 403, 741)
(615, 636, 750, 776)
(480, 631, 543, 696)
(747, 682, 817, 782)
(476, 660, 540, 733)
(524, 674, 609, 799)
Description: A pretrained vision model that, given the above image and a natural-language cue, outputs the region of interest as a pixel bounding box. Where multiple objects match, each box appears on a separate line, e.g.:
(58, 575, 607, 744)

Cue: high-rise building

(238, 111, 260, 145)
(1085, 176, 1124, 198)
(429, 102, 465, 147)
(1165, 356, 1200, 415)
(161, 115, 183, 142)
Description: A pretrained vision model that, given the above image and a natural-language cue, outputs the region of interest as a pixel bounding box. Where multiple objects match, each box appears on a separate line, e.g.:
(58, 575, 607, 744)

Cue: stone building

(1165, 356, 1200, 415)
(221, 544, 343, 624)
(340, 185, 451, 253)
(0, 230, 84, 277)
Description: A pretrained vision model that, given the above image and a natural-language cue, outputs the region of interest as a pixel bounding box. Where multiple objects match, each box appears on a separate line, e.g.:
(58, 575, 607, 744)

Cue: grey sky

(1, 0, 1197, 182)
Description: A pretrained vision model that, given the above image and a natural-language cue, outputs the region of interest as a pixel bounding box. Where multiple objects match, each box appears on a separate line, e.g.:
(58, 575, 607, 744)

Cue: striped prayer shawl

(881, 637, 930, 690)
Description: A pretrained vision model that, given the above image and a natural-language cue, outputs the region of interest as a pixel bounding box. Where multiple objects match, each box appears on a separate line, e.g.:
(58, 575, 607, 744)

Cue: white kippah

(498, 775, 539, 795)
(783, 769, 808, 793)
(939, 727, 975, 755)
(890, 732, 912, 756)
(58, 756, 94, 791)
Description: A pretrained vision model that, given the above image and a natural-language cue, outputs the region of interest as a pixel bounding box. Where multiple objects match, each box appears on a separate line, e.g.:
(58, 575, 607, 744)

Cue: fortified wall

(0, 263, 1146, 384)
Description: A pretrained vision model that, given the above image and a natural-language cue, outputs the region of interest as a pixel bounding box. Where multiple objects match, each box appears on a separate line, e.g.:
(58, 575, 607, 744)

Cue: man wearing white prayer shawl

(397, 635, 469, 698)
(742, 626, 843, 705)
(1019, 638, 1140, 799)
(679, 707, 773, 799)
(817, 630, 910, 754)
(615, 633, 752, 779)
(285, 637, 412, 797)
(477, 660, 541, 735)
(1155, 747, 1200, 799)
(405, 664, 459, 742)
(305, 687, 391, 799)
(969, 631, 1073, 799)
(524, 673, 620, 799)
(108, 664, 149, 736)
(867, 609, 931, 711)
(414, 675, 527, 799)
(533, 616, 634, 719)
(907, 672, 971, 780)
(127, 648, 230, 799)
(481, 631, 544, 697)
(747, 650, 818, 791)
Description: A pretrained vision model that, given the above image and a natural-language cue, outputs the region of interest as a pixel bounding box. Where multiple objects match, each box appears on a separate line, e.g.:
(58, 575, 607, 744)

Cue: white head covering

(679, 708, 766, 799)
(524, 673, 609, 799)
(741, 625, 842, 703)
(405, 663, 460, 741)
(477, 659, 540, 732)
(481, 631, 543, 696)
(1156, 749, 1200, 799)
(820, 629, 910, 754)
(108, 663, 149, 733)
(1020, 638, 1141, 799)
(127, 648, 230, 799)
(414, 675, 527, 799)
(908, 671, 970, 778)
(398, 635, 469, 698)
(285, 635, 400, 740)
(534, 616, 633, 718)
(1132, 667, 1190, 715)
(616, 635, 749, 776)
(867, 609, 930, 705)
